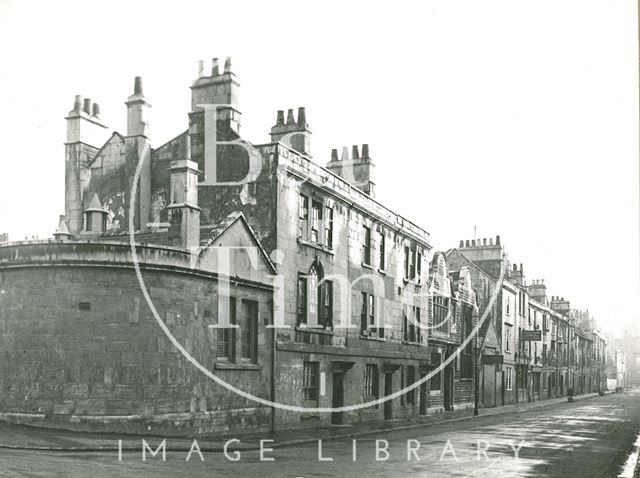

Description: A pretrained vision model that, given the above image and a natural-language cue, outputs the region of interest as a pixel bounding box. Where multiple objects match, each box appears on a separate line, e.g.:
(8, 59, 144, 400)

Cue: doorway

(419, 373, 427, 415)
(444, 362, 453, 411)
(331, 372, 344, 425)
(384, 373, 393, 420)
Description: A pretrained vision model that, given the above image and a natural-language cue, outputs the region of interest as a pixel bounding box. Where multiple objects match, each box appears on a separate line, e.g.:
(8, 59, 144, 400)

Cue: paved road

(1, 391, 639, 477)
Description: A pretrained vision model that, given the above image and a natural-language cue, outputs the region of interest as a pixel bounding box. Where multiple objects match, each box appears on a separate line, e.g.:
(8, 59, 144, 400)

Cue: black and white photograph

(0, 1, 638, 476)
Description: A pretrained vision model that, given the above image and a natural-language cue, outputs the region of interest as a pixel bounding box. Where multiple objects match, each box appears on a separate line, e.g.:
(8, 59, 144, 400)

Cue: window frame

(362, 225, 372, 265)
(240, 299, 258, 363)
(298, 194, 309, 238)
(364, 364, 379, 400)
(302, 361, 319, 402)
(297, 274, 308, 326)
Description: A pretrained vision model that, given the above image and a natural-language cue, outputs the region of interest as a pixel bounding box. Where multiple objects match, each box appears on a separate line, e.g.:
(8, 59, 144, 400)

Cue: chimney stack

(190, 56, 241, 137)
(65, 93, 108, 235)
(167, 137, 201, 251)
(270, 106, 311, 155)
(125, 76, 152, 230)
(326, 143, 376, 197)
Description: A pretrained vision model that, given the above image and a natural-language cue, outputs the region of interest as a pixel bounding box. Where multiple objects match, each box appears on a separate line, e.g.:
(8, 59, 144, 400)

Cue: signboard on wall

(481, 354, 504, 365)
(522, 330, 542, 341)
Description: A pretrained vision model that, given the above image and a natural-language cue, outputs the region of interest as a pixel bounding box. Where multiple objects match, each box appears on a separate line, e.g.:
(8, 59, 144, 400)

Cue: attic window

(79, 302, 91, 311)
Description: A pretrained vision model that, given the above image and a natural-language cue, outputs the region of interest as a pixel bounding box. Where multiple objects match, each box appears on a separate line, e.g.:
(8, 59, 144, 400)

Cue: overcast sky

(0, 0, 637, 336)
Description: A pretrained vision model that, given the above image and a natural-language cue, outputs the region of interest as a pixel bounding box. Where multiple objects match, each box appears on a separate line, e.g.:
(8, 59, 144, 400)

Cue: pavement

(0, 391, 612, 452)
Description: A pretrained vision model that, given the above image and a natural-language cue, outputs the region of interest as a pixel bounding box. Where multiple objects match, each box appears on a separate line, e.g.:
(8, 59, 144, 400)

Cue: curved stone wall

(0, 241, 274, 436)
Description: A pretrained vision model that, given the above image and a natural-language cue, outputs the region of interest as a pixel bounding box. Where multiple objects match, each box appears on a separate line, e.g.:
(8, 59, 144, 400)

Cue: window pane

(303, 361, 319, 401)
(217, 297, 236, 360)
(241, 300, 258, 362)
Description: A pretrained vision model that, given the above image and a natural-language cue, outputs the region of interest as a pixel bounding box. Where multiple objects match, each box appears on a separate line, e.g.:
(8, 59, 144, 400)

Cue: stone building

(0, 57, 457, 433)
(425, 253, 478, 413)
(446, 237, 507, 408)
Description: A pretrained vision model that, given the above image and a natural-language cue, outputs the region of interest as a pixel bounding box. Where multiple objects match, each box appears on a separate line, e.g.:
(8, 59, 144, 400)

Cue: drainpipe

(270, 302, 277, 434)
(474, 342, 479, 416)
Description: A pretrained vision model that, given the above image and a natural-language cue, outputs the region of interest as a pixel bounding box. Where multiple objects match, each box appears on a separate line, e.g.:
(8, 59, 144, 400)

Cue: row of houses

(448, 240, 608, 409)
(0, 58, 609, 436)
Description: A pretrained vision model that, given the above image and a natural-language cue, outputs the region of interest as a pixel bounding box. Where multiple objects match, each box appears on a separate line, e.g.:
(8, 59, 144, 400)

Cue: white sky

(0, 0, 638, 335)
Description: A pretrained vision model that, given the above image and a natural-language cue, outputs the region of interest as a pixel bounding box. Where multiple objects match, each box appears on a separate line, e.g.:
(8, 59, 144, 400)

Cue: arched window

(296, 261, 333, 329)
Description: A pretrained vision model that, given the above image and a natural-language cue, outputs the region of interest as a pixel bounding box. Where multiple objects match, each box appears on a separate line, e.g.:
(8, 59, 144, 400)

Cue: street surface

(1, 391, 639, 477)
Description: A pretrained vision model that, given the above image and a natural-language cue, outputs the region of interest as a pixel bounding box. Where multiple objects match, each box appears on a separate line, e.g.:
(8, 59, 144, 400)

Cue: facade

(2, 58, 463, 433)
(446, 237, 507, 408)
(0, 59, 613, 435)
(426, 253, 478, 413)
(447, 237, 609, 409)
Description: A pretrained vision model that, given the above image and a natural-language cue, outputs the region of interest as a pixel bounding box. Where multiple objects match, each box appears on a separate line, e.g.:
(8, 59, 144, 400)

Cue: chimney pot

(362, 144, 370, 159)
(489, 237, 494, 246)
(483, 238, 487, 246)
(91, 102, 100, 117)
(73, 95, 83, 113)
(198, 60, 204, 77)
(224, 56, 232, 73)
(286, 108, 295, 125)
(211, 58, 219, 76)
(465, 240, 470, 247)
(513, 264, 517, 271)
(471, 239, 476, 247)
(276, 110, 284, 125)
(297, 107, 306, 126)
(459, 240, 464, 248)
(331, 148, 339, 162)
(520, 263, 523, 273)
(496, 235, 501, 246)
(182, 135, 191, 159)
(134, 76, 143, 96)
(352, 145, 360, 160)
(341, 146, 349, 161)
(82, 98, 92, 115)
